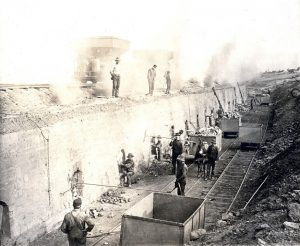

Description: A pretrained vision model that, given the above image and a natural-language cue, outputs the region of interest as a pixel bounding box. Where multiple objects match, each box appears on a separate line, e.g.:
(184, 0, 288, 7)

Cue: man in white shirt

(110, 57, 121, 97)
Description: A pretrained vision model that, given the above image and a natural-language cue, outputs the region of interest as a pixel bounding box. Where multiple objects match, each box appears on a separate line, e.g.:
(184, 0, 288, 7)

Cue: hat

(127, 153, 134, 158)
(153, 64, 157, 68)
(115, 57, 120, 61)
(73, 198, 82, 208)
(157, 135, 161, 139)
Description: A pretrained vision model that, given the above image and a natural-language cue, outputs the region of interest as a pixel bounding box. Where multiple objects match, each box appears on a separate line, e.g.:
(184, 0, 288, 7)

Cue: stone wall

(0, 86, 245, 243)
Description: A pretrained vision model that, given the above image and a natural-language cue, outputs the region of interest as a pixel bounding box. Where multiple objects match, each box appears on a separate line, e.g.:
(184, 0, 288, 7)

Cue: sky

(0, 0, 299, 84)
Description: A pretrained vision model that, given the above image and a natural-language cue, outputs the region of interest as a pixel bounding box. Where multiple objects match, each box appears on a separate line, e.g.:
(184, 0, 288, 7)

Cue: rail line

(88, 137, 239, 245)
(90, 106, 270, 245)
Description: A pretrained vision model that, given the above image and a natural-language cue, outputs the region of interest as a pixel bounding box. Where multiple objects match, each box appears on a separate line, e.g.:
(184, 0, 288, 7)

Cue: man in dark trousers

(206, 140, 219, 180)
(169, 133, 183, 174)
(194, 140, 207, 178)
(61, 198, 95, 246)
(110, 57, 121, 97)
(147, 64, 157, 95)
(164, 70, 171, 94)
(176, 154, 188, 196)
(120, 153, 135, 187)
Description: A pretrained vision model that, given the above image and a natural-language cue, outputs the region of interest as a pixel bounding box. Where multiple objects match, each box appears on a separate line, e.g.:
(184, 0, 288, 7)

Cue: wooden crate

(120, 193, 205, 246)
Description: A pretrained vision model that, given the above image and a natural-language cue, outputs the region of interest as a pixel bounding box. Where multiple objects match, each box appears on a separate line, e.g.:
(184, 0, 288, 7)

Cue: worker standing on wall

(61, 198, 95, 246)
(147, 64, 157, 96)
(110, 57, 121, 97)
(206, 140, 219, 180)
(175, 154, 187, 196)
(169, 133, 183, 174)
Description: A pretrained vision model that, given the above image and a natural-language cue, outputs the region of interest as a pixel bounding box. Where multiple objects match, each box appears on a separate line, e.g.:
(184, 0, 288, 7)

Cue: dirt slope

(193, 81, 300, 245)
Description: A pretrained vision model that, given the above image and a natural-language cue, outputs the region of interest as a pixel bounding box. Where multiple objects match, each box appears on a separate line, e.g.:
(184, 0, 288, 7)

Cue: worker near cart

(147, 64, 157, 95)
(169, 133, 183, 174)
(110, 57, 121, 97)
(175, 154, 188, 196)
(206, 140, 219, 180)
(61, 198, 95, 246)
(215, 107, 223, 127)
(120, 153, 135, 187)
(194, 140, 207, 178)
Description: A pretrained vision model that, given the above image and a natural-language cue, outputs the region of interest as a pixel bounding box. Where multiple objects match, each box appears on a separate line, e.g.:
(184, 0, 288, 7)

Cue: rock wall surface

(0, 86, 244, 243)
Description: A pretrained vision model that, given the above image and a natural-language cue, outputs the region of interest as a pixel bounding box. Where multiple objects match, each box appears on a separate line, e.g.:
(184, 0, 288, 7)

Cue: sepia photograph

(0, 0, 300, 245)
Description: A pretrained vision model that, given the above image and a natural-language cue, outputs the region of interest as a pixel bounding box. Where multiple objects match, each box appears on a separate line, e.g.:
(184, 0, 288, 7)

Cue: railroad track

(88, 138, 239, 246)
(202, 150, 257, 228)
(90, 106, 270, 245)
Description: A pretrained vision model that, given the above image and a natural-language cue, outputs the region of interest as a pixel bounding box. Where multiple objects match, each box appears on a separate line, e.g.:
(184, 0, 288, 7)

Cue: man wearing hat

(169, 133, 183, 174)
(175, 154, 188, 196)
(120, 153, 135, 187)
(206, 140, 219, 180)
(61, 198, 95, 246)
(110, 57, 121, 97)
(147, 64, 157, 95)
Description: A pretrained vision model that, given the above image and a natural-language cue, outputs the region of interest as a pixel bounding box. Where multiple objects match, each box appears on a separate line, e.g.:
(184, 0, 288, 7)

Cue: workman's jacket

(206, 145, 219, 161)
(61, 209, 94, 246)
(147, 67, 156, 82)
(170, 139, 183, 155)
(194, 144, 207, 160)
(123, 159, 135, 172)
(176, 160, 187, 182)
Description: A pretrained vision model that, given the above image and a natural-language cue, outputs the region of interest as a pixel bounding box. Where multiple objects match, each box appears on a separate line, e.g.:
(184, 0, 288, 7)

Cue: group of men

(169, 130, 219, 196)
(194, 140, 219, 180)
(110, 57, 172, 97)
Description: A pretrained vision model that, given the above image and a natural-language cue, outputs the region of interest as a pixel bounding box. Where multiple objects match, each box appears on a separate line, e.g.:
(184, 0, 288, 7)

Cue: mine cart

(220, 118, 240, 138)
(239, 123, 262, 150)
(189, 130, 222, 155)
(120, 192, 205, 246)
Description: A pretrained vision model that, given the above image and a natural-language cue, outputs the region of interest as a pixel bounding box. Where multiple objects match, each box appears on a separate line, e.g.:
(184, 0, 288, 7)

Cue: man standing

(110, 57, 121, 97)
(175, 154, 187, 196)
(147, 64, 157, 95)
(169, 133, 183, 174)
(164, 70, 171, 94)
(61, 198, 95, 246)
(206, 140, 219, 180)
(155, 135, 162, 161)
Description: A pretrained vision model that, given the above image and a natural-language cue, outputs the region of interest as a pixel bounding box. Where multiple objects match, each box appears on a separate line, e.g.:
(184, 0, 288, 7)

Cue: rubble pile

(98, 189, 130, 204)
(223, 111, 240, 119)
(195, 126, 221, 136)
(140, 159, 172, 176)
(89, 207, 104, 218)
(236, 104, 250, 112)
